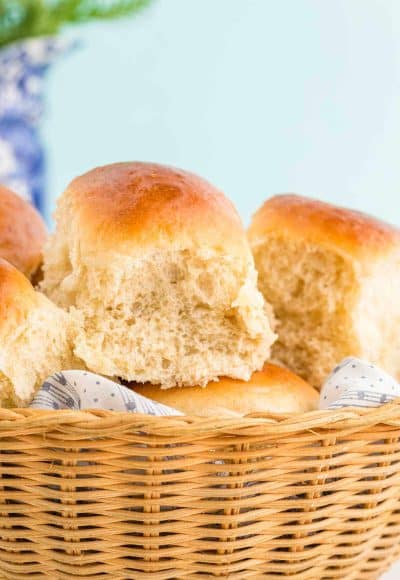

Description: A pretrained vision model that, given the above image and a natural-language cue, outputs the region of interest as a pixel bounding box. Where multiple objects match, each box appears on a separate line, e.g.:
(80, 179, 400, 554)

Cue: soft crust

(131, 363, 319, 416)
(0, 258, 37, 339)
(248, 194, 400, 261)
(0, 185, 47, 278)
(64, 162, 249, 256)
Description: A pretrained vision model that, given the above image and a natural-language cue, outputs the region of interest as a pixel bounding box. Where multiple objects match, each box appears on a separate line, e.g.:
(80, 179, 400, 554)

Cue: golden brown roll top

(59, 162, 250, 257)
(0, 258, 37, 341)
(249, 194, 400, 263)
(132, 363, 319, 417)
(0, 185, 47, 279)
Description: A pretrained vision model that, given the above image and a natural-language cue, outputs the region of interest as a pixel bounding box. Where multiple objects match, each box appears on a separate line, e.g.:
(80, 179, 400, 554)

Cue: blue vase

(0, 37, 75, 214)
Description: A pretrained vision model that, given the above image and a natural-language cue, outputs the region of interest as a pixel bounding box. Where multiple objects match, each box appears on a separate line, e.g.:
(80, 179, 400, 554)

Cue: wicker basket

(0, 404, 400, 579)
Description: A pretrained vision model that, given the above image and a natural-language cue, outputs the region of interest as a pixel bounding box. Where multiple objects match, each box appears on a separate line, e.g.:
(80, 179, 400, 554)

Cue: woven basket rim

(0, 398, 399, 436)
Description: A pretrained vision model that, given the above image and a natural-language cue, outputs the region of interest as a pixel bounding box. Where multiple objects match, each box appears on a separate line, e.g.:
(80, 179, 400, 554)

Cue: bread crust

(131, 363, 319, 416)
(63, 162, 249, 256)
(0, 185, 47, 277)
(249, 194, 400, 261)
(0, 258, 37, 339)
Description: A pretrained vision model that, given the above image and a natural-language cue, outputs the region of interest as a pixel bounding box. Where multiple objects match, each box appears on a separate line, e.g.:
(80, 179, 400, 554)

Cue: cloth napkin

(30, 370, 182, 416)
(320, 357, 400, 409)
(29, 357, 400, 415)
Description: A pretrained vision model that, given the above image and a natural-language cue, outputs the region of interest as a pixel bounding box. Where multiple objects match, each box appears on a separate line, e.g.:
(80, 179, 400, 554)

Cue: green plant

(0, 0, 152, 47)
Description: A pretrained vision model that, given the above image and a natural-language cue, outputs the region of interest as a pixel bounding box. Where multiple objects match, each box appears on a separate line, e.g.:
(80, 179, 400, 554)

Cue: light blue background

(44, 0, 400, 227)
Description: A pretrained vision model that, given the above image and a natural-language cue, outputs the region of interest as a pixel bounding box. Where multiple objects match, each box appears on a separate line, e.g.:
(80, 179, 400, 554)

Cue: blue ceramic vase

(0, 37, 74, 213)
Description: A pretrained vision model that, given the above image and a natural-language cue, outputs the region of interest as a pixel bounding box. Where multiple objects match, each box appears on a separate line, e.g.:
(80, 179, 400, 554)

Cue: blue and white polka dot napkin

(30, 370, 182, 416)
(320, 357, 400, 409)
(29, 357, 400, 415)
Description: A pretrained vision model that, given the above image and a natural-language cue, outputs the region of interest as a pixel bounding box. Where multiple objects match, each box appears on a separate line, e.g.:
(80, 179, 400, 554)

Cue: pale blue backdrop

(43, 0, 400, 227)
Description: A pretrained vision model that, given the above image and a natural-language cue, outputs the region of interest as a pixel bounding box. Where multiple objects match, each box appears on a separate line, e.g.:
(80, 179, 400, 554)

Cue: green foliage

(0, 0, 152, 47)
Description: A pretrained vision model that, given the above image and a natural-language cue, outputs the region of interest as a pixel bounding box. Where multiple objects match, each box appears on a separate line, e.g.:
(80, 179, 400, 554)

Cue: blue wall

(43, 0, 400, 226)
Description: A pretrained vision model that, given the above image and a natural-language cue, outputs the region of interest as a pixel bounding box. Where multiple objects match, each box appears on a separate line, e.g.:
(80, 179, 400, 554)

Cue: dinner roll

(41, 162, 276, 387)
(132, 363, 319, 416)
(0, 258, 78, 407)
(248, 194, 400, 387)
(0, 185, 47, 279)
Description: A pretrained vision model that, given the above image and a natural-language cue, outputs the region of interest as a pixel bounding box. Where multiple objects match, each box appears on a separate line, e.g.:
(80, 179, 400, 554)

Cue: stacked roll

(39, 162, 317, 415)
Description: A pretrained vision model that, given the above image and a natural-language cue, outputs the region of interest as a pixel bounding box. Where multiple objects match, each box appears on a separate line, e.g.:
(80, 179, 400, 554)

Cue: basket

(0, 403, 400, 579)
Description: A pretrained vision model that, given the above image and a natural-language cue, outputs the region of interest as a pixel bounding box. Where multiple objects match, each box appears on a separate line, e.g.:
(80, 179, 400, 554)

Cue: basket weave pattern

(0, 404, 400, 579)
